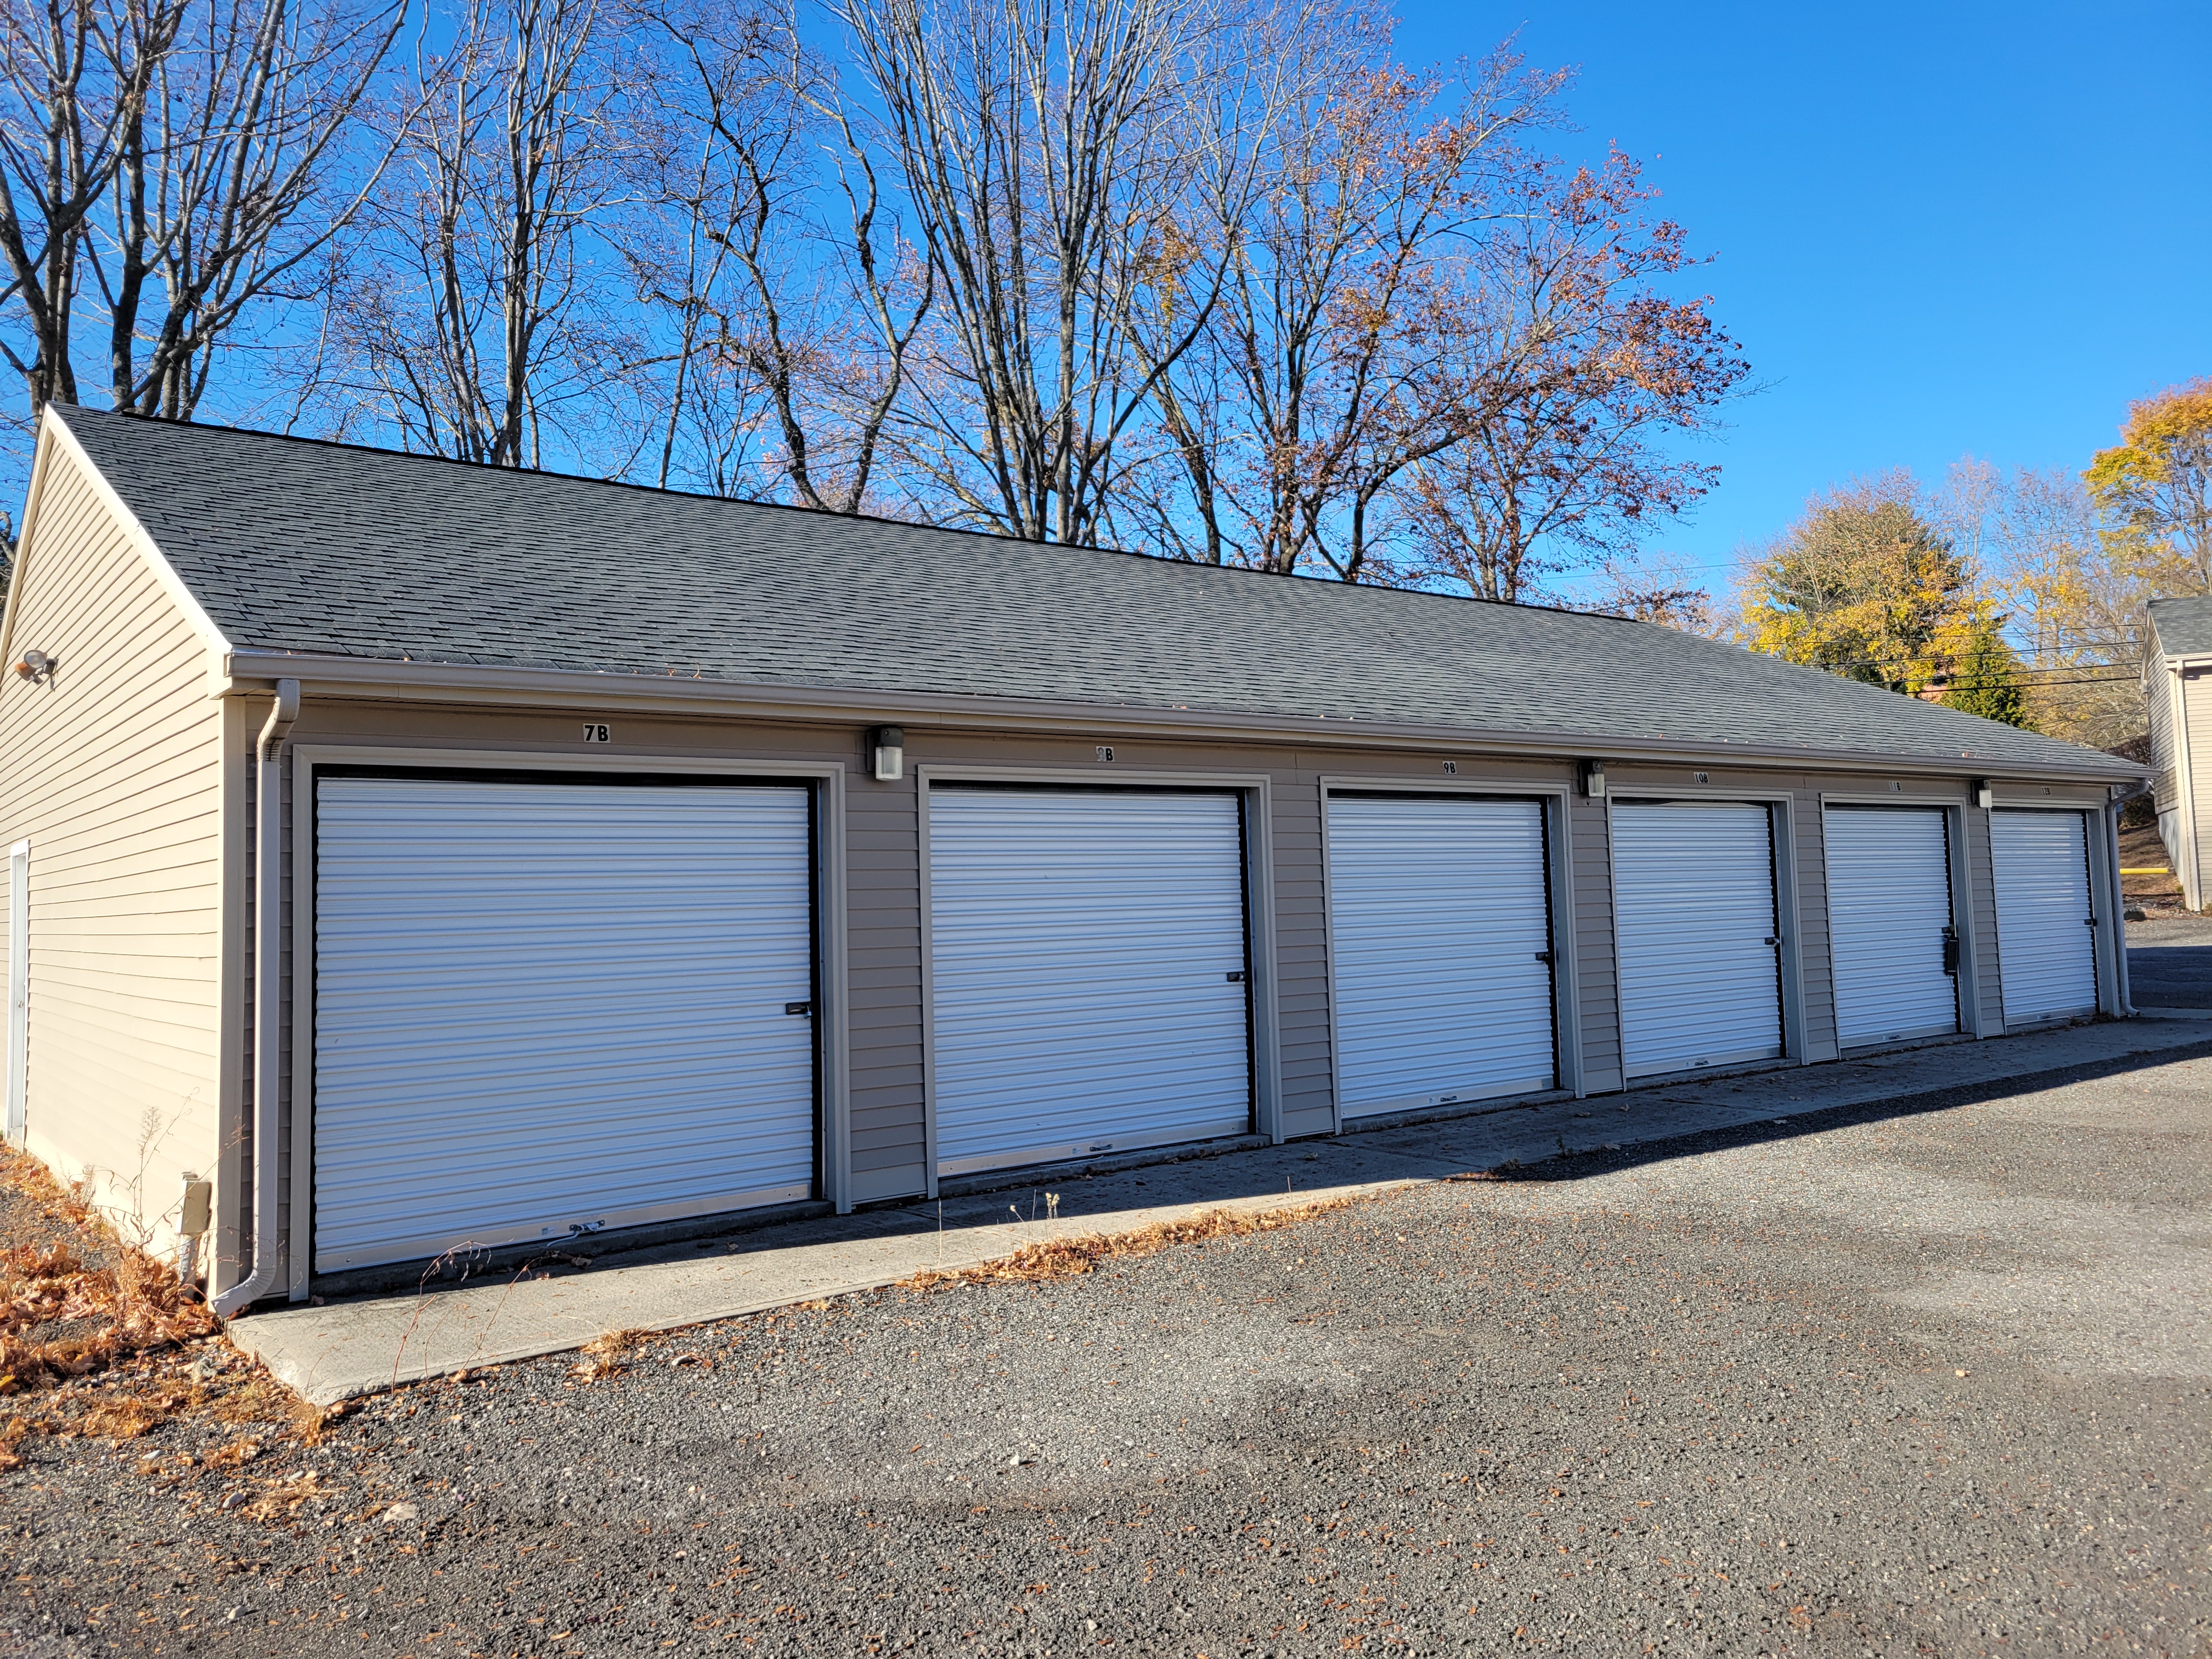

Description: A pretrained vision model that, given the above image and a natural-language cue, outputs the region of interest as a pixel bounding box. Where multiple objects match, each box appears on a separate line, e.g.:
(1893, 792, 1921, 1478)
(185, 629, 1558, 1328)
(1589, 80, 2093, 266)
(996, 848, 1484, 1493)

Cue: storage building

(0, 409, 2144, 1308)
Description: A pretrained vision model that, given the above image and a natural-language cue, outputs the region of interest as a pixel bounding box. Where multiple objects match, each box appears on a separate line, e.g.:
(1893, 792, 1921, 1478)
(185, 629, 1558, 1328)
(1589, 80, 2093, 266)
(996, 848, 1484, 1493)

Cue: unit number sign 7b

(582, 723, 611, 743)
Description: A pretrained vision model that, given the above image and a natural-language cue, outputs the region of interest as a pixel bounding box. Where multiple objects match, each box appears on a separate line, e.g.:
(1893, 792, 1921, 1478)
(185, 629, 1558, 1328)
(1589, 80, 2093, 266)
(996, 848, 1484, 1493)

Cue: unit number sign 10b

(582, 722, 611, 743)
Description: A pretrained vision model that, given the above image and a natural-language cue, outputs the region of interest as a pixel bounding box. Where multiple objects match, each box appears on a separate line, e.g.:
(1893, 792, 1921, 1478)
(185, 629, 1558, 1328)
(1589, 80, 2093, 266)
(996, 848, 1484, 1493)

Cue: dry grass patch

(202, 1435, 264, 1472)
(0, 1144, 360, 1478)
(571, 1327, 651, 1381)
(78, 1393, 185, 1440)
(0, 1144, 218, 1395)
(899, 1194, 1374, 1291)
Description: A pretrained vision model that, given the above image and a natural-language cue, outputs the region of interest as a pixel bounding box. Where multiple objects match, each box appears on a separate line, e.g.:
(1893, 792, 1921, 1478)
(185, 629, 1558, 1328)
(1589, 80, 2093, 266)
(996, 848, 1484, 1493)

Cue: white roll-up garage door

(1824, 805, 1959, 1048)
(1990, 809, 2098, 1025)
(314, 775, 817, 1273)
(928, 787, 1250, 1176)
(1613, 801, 1784, 1077)
(1327, 794, 1555, 1117)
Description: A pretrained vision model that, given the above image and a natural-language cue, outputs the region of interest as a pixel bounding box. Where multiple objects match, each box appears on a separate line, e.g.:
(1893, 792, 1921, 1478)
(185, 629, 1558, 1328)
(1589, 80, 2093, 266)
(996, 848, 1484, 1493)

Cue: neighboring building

(2145, 596, 2212, 909)
(0, 408, 2145, 1309)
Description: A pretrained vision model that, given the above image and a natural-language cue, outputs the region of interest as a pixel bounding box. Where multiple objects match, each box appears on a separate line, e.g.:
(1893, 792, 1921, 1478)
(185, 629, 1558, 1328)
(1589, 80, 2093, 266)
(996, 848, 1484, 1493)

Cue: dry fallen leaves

(202, 1436, 263, 1471)
(0, 1145, 219, 1394)
(898, 1194, 1373, 1292)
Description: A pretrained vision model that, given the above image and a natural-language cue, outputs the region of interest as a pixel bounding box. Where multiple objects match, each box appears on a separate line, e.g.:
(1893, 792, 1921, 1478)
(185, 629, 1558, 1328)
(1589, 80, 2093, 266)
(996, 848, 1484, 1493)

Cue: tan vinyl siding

(0, 447, 225, 1257)
(847, 766, 924, 1203)
(1271, 772, 1332, 1138)
(1789, 784, 1841, 1062)
(2185, 670, 2212, 909)
(1566, 794, 1622, 1091)
(2145, 661, 2179, 812)
(1957, 805, 2005, 1030)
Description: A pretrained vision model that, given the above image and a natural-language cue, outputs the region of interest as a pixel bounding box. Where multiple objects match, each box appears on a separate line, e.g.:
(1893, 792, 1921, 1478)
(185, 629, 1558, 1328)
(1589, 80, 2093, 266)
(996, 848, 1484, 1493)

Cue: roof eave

(219, 647, 2145, 785)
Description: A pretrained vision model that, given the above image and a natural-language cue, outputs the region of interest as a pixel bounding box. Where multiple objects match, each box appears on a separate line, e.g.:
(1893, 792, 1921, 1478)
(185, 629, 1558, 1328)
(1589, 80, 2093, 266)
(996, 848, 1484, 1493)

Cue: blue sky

(1391, 0, 2212, 596)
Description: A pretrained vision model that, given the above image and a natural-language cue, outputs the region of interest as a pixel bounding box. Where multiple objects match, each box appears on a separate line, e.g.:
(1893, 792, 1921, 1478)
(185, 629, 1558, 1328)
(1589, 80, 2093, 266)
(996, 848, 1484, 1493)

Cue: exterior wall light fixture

(1971, 777, 1994, 810)
(1581, 758, 1606, 799)
(871, 725, 905, 782)
(12, 648, 54, 684)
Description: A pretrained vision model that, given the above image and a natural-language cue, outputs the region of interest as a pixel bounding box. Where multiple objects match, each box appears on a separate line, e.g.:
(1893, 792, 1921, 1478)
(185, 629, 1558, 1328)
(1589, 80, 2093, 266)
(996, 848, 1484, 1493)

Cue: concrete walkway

(227, 1015, 2212, 1404)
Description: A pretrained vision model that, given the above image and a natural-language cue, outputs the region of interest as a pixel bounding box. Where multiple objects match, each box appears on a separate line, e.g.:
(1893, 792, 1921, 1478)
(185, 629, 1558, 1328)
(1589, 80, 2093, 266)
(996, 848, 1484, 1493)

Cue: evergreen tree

(1942, 627, 2030, 728)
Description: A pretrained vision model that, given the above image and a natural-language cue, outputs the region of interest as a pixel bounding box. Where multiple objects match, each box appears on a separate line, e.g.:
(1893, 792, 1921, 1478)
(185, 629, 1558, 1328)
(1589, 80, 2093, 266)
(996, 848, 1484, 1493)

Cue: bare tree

(1585, 548, 1720, 634)
(94, 0, 407, 420)
(331, 0, 640, 467)
(1126, 42, 1561, 575)
(629, 0, 930, 506)
(1391, 148, 1748, 601)
(836, 0, 1296, 543)
(0, 0, 166, 417)
(1945, 458, 2172, 746)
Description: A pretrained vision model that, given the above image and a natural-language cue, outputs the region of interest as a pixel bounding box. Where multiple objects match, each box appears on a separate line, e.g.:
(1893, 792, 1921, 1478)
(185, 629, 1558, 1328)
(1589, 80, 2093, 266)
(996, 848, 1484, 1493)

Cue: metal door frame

(1818, 791, 1980, 1043)
(1603, 789, 1809, 1078)
(1317, 777, 1581, 1125)
(913, 764, 1279, 1198)
(287, 744, 851, 1300)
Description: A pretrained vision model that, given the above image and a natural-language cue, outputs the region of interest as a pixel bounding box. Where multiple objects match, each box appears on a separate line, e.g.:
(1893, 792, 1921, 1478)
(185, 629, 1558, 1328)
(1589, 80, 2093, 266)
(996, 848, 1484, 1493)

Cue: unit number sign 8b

(582, 723, 611, 743)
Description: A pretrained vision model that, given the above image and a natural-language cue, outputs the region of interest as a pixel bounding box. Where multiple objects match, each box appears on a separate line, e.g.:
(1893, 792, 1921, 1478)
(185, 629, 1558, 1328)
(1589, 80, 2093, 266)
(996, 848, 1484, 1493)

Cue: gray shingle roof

(54, 407, 2133, 778)
(2148, 596, 2212, 657)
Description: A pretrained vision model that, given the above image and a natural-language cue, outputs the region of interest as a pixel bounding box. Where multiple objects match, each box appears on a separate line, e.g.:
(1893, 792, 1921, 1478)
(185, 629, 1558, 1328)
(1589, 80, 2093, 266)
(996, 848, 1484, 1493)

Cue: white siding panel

(5, 842, 25, 1138)
(314, 777, 817, 1272)
(928, 788, 1250, 1176)
(1614, 802, 1784, 1077)
(1327, 794, 1554, 1116)
(1990, 809, 2097, 1025)
(1825, 806, 1960, 1047)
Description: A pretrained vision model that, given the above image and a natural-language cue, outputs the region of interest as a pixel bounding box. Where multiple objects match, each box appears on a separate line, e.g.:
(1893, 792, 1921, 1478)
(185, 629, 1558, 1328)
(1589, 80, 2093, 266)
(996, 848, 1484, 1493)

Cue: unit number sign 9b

(582, 722, 611, 743)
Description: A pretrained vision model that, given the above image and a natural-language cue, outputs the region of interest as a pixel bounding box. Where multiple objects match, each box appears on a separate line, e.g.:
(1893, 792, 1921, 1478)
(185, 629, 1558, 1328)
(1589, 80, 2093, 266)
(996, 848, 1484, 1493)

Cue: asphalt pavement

(2129, 912, 2212, 1008)
(7, 1037, 2207, 1657)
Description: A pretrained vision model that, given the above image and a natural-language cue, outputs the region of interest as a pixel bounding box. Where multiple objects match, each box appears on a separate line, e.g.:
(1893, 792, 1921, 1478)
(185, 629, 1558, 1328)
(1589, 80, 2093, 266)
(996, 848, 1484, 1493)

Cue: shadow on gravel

(1477, 1034, 2212, 1185)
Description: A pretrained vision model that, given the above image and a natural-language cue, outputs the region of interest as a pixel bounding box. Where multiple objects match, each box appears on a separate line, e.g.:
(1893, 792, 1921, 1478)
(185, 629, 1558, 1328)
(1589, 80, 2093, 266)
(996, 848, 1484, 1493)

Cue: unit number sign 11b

(582, 722, 611, 743)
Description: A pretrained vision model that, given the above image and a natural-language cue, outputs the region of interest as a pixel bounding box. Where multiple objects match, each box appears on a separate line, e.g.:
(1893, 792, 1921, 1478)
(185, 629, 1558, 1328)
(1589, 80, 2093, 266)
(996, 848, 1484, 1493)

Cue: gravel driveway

(8, 1046, 2208, 1658)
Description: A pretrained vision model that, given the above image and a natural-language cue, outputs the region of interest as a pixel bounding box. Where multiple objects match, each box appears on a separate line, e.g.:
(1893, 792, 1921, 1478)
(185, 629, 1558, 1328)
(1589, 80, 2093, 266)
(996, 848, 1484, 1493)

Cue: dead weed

(202, 1435, 263, 1471)
(571, 1327, 650, 1381)
(899, 1194, 1373, 1292)
(78, 1393, 184, 1440)
(0, 1144, 218, 1395)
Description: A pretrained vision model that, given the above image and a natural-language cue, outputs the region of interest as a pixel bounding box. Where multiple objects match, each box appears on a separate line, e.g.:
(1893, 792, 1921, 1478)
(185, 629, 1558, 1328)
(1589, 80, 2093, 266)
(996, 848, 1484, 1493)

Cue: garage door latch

(785, 1000, 812, 1016)
(1942, 926, 1961, 976)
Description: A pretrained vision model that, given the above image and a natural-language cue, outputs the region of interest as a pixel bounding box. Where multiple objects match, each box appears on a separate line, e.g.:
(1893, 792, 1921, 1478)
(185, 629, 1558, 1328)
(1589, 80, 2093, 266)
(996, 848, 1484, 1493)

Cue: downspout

(213, 679, 299, 1318)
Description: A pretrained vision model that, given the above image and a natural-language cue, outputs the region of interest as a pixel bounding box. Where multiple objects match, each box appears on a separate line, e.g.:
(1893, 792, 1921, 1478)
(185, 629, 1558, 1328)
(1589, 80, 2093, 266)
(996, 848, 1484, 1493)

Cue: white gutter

(213, 649, 2146, 788)
(212, 679, 299, 1318)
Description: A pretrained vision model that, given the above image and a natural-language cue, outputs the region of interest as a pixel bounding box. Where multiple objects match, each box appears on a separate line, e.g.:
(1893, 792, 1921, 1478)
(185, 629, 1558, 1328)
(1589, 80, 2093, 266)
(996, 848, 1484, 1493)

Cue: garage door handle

(1533, 951, 1554, 964)
(785, 1001, 812, 1016)
(1763, 936, 1781, 947)
(1224, 971, 1246, 983)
